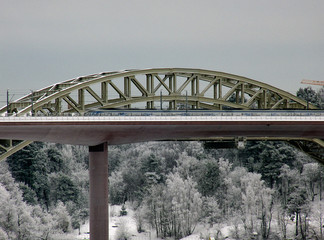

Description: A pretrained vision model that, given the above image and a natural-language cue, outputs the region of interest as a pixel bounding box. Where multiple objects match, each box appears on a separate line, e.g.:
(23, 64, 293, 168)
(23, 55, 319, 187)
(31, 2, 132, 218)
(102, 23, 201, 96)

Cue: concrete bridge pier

(89, 143, 109, 240)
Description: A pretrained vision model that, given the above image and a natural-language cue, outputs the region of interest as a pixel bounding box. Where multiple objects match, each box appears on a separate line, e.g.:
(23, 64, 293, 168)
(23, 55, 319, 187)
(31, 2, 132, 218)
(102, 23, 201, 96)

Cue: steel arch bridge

(0, 68, 323, 161)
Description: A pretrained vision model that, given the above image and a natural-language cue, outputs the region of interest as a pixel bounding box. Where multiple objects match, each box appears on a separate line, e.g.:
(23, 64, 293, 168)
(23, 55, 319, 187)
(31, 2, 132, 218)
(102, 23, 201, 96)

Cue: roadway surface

(0, 115, 323, 145)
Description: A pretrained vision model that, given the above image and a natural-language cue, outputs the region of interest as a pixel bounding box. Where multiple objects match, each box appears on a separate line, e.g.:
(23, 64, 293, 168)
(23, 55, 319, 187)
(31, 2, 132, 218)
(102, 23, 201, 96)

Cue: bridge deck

(0, 116, 323, 145)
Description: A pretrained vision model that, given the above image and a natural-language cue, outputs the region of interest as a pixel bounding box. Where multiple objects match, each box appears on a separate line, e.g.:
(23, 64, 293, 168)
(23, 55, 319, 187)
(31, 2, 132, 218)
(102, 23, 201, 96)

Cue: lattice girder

(0, 68, 316, 117)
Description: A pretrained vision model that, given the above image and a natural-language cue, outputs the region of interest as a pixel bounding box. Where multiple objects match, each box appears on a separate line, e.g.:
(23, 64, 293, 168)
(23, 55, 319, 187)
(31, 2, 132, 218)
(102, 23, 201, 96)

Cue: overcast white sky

(1, 0, 324, 101)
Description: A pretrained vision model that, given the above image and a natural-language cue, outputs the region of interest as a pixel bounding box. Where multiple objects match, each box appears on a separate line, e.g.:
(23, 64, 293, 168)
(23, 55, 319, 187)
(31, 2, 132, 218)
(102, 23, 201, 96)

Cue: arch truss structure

(0, 68, 322, 161)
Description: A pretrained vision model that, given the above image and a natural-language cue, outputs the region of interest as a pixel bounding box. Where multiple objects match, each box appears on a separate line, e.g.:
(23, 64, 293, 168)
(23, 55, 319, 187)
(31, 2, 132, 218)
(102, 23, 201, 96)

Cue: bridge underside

(0, 116, 323, 162)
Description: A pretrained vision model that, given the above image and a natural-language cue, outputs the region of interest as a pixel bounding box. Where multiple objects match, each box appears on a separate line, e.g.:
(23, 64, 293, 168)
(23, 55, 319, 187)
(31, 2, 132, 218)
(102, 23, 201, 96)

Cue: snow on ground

(181, 223, 235, 240)
(74, 205, 154, 240)
(72, 205, 236, 240)
(72, 205, 299, 240)
(74, 220, 89, 240)
(179, 234, 201, 240)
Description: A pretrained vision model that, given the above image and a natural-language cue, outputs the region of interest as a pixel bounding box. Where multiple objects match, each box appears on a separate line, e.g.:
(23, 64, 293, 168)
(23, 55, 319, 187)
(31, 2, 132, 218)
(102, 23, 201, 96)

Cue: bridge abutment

(89, 143, 109, 240)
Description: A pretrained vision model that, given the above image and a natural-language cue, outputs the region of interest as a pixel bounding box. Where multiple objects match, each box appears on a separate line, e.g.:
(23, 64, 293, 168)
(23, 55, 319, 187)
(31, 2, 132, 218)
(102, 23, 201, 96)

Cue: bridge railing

(3, 107, 324, 118)
(0, 114, 323, 122)
(80, 109, 324, 117)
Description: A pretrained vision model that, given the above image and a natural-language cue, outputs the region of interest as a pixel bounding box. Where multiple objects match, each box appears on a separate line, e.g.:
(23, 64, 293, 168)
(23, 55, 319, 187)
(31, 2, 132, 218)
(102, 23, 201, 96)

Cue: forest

(0, 86, 323, 240)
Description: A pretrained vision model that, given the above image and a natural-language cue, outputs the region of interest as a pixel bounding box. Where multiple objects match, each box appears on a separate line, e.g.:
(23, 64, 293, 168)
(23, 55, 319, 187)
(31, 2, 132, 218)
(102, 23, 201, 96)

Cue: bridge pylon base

(89, 143, 108, 240)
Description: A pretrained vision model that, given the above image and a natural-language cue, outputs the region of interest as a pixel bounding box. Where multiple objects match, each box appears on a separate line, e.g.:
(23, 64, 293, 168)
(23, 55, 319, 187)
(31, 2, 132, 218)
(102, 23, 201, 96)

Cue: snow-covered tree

(301, 163, 322, 201)
(0, 174, 51, 239)
(175, 152, 199, 179)
(241, 172, 274, 238)
(166, 172, 202, 238)
(51, 201, 72, 233)
(143, 170, 202, 239)
(201, 196, 222, 227)
(109, 171, 127, 204)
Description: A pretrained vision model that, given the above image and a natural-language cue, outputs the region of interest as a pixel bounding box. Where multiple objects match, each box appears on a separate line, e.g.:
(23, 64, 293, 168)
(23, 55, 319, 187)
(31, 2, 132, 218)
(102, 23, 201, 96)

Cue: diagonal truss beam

(153, 75, 172, 94)
(131, 76, 149, 96)
(0, 140, 33, 161)
(288, 139, 324, 164)
(86, 87, 105, 106)
(176, 75, 197, 94)
(200, 78, 219, 96)
(221, 82, 242, 101)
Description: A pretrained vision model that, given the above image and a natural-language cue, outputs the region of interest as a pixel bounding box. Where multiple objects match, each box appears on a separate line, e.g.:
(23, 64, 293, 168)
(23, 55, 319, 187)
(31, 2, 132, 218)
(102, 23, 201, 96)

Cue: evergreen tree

(50, 173, 80, 204)
(7, 142, 51, 208)
(196, 159, 220, 197)
(46, 148, 65, 173)
(7, 142, 45, 186)
(241, 141, 297, 187)
(297, 86, 321, 107)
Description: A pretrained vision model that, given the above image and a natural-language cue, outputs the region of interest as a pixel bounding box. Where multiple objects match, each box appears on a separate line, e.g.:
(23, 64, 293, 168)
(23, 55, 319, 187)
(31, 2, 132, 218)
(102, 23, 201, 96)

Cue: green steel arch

(0, 68, 322, 161)
(0, 68, 317, 116)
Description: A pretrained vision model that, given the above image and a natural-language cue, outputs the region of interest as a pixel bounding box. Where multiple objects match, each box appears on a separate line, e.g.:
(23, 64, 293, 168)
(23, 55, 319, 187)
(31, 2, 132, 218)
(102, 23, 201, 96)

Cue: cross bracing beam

(0, 68, 321, 162)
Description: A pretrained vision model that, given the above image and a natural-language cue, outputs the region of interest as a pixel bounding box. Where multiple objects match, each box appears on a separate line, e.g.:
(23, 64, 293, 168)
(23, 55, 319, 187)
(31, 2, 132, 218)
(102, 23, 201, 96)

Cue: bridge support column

(89, 143, 108, 240)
